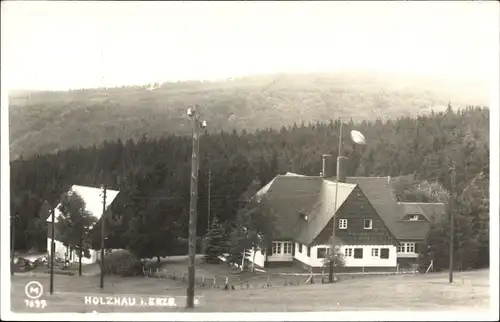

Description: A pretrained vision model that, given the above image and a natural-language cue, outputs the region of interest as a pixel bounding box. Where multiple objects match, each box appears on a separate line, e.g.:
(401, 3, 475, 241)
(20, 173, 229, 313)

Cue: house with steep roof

(46, 184, 120, 264)
(395, 202, 445, 268)
(244, 157, 446, 272)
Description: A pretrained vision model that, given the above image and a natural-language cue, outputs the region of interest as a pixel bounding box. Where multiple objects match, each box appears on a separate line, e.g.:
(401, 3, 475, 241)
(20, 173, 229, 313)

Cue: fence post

(396, 263, 399, 274)
(156, 268, 159, 277)
(213, 276, 216, 288)
(202, 276, 205, 287)
(225, 276, 229, 290)
(362, 266, 365, 275)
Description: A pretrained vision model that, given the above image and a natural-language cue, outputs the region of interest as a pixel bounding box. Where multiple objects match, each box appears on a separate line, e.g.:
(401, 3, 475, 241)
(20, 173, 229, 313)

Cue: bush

(99, 249, 144, 277)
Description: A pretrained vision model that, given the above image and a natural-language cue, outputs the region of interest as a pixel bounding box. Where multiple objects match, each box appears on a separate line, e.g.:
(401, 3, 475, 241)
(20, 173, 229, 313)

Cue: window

(344, 248, 353, 257)
(317, 248, 328, 259)
(272, 242, 281, 255)
(380, 248, 390, 259)
(408, 214, 419, 221)
(398, 242, 416, 253)
(354, 248, 363, 259)
(339, 219, 348, 229)
(371, 248, 379, 257)
(284, 242, 293, 254)
(363, 219, 373, 229)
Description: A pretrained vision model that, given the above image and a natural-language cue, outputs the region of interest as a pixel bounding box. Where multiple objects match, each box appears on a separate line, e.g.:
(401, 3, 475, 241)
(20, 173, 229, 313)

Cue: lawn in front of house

(10, 268, 489, 313)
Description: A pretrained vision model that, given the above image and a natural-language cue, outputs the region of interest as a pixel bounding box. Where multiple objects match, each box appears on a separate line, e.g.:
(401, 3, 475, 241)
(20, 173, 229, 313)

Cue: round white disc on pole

(350, 130, 366, 145)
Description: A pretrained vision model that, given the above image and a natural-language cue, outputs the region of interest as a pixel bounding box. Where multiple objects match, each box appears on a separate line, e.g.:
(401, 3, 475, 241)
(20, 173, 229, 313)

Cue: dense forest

(10, 105, 489, 270)
(8, 72, 489, 160)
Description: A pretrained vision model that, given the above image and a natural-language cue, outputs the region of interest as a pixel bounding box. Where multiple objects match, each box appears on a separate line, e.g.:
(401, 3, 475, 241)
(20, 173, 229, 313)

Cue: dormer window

(408, 214, 420, 221)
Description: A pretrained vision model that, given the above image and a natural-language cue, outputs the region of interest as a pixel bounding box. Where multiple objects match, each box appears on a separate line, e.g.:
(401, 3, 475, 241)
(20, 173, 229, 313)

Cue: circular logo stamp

(25, 281, 44, 300)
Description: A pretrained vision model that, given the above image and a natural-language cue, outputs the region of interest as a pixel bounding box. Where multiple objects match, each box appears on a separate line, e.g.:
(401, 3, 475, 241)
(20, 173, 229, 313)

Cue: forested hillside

(10, 106, 489, 269)
(8, 72, 489, 160)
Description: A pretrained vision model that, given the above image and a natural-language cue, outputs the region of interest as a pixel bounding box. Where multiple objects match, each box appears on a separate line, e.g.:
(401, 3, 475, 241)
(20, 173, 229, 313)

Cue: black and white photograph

(1, 1, 498, 320)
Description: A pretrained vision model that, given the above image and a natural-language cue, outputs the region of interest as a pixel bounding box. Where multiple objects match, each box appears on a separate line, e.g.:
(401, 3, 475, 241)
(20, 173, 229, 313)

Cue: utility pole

(207, 170, 211, 232)
(100, 184, 107, 289)
(11, 214, 16, 276)
(50, 206, 55, 295)
(449, 164, 456, 283)
(186, 106, 207, 308)
(330, 122, 343, 283)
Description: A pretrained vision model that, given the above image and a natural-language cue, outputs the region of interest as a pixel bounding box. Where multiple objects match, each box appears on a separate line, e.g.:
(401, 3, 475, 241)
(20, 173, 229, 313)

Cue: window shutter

(380, 248, 389, 259)
(307, 246, 311, 257)
(267, 244, 272, 256)
(414, 243, 420, 254)
(354, 248, 363, 259)
(292, 243, 295, 256)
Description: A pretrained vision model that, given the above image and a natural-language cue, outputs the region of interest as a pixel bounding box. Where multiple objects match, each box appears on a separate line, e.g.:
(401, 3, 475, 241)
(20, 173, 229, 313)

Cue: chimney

(321, 154, 334, 178)
(337, 156, 348, 183)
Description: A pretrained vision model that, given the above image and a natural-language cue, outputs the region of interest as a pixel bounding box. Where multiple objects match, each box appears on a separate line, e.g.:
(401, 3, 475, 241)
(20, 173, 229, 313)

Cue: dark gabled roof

(395, 202, 446, 240)
(252, 173, 447, 244)
(400, 203, 425, 217)
(345, 177, 447, 241)
(294, 181, 356, 245)
(261, 175, 323, 240)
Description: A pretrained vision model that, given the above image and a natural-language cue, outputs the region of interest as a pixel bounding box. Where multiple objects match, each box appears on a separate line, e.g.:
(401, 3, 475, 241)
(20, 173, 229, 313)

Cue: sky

(1, 1, 498, 91)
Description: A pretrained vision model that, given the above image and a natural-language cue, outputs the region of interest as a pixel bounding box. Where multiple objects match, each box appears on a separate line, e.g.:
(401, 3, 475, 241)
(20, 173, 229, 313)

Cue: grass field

(10, 266, 489, 313)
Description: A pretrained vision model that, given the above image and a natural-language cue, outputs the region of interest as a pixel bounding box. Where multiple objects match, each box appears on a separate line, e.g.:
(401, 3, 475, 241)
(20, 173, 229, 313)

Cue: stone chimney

(336, 156, 348, 183)
(321, 154, 334, 178)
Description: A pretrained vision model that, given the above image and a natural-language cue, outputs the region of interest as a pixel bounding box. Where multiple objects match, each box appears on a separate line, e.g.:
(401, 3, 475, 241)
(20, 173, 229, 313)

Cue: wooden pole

(100, 184, 107, 289)
(207, 170, 211, 233)
(187, 106, 201, 308)
(330, 121, 343, 283)
(449, 164, 456, 283)
(11, 215, 16, 276)
(50, 207, 55, 295)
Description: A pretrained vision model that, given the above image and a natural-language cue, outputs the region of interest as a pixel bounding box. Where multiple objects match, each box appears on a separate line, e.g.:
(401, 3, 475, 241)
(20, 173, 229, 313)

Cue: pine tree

(203, 217, 230, 264)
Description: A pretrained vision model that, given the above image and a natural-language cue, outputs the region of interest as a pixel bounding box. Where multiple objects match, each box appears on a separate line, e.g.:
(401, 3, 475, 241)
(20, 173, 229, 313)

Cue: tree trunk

(157, 256, 161, 263)
(78, 235, 83, 276)
(251, 248, 257, 272)
(241, 249, 245, 272)
(328, 260, 333, 283)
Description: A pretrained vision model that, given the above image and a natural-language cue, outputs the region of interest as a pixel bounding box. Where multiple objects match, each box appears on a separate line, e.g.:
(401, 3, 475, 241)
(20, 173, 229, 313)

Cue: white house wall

(341, 245, 397, 267)
(47, 238, 67, 261)
(247, 247, 266, 268)
(47, 237, 99, 265)
(294, 242, 311, 266)
(294, 243, 397, 268)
